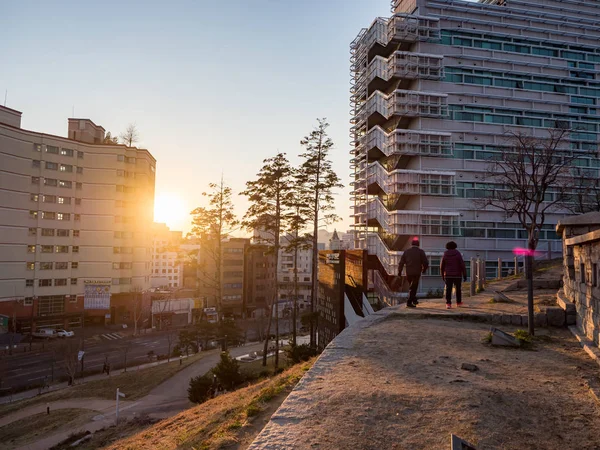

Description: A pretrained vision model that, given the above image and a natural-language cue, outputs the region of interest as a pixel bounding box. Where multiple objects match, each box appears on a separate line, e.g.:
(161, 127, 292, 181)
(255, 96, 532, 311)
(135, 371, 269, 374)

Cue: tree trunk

(292, 242, 298, 347)
(527, 237, 536, 336)
(262, 294, 275, 367)
(310, 215, 318, 347)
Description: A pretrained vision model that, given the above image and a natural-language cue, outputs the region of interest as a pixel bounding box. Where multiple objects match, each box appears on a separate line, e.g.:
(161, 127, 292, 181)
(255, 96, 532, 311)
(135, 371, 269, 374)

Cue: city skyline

(1, 0, 392, 233)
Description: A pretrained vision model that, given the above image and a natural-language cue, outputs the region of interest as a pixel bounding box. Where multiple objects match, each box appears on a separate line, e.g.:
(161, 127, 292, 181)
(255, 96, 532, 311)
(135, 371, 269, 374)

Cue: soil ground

(255, 317, 600, 449)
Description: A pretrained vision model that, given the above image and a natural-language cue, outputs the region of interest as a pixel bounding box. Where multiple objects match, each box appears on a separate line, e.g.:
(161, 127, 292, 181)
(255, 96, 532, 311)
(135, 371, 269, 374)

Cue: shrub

(285, 344, 319, 364)
(172, 346, 182, 357)
(212, 351, 244, 390)
(188, 374, 213, 404)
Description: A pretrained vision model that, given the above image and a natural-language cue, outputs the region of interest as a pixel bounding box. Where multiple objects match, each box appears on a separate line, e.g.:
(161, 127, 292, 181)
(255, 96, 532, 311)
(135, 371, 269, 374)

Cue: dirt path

(251, 318, 600, 449)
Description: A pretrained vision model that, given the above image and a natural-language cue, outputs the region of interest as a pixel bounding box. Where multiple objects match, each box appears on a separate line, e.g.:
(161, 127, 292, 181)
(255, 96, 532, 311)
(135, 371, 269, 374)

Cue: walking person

(440, 241, 467, 309)
(398, 237, 429, 308)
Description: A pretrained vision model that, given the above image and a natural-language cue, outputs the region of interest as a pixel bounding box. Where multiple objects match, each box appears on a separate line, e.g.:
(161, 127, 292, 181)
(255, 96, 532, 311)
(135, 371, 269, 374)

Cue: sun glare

(154, 193, 187, 230)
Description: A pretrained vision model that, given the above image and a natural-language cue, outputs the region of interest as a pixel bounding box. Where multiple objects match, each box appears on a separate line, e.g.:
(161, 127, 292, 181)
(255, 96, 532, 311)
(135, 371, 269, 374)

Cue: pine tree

(241, 153, 295, 367)
(189, 177, 238, 322)
(297, 119, 343, 346)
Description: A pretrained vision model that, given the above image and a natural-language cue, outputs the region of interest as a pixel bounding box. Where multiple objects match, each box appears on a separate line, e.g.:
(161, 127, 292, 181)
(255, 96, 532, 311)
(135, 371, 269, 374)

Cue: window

(76, 182, 82, 190)
(74, 214, 80, 221)
(75, 198, 81, 205)
(117, 170, 124, 177)
(24, 297, 34, 306)
(27, 245, 36, 253)
(42, 262, 56, 270)
(32, 176, 40, 184)
(76, 167, 83, 174)
(45, 162, 58, 170)
(34, 144, 42, 152)
(60, 148, 74, 157)
(55, 245, 69, 253)
(114, 247, 121, 254)
(39, 279, 52, 287)
(30, 194, 39, 202)
(71, 278, 78, 285)
(117, 155, 125, 162)
(57, 229, 69, 237)
(168, 269, 172, 273)
(32, 160, 41, 168)
(41, 211, 55, 220)
(26, 279, 34, 287)
(43, 195, 56, 203)
(28, 227, 37, 236)
(29, 210, 38, 220)
(71, 262, 78, 269)
(26, 262, 35, 270)
(126, 157, 135, 164)
(73, 230, 80, 237)
(224, 248, 243, 253)
(116, 185, 124, 192)
(72, 246, 79, 253)
(45, 145, 59, 154)
(44, 178, 57, 187)
(77, 151, 84, 159)
(59, 180, 72, 188)
(57, 213, 70, 221)
(38, 295, 64, 314)
(54, 279, 67, 286)
(59, 164, 73, 172)
(41, 228, 55, 237)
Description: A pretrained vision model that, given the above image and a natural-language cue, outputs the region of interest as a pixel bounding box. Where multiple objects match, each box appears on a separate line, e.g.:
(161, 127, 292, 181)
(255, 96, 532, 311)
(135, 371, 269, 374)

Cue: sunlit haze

(1, 0, 393, 235)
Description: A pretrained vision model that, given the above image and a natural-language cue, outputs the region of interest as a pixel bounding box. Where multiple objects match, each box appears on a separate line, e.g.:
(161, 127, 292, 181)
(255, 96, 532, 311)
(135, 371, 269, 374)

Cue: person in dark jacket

(398, 237, 429, 308)
(440, 241, 467, 309)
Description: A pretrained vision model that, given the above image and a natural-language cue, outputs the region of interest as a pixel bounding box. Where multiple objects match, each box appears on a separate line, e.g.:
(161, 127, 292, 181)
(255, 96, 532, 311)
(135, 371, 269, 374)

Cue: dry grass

(0, 408, 93, 449)
(101, 359, 314, 450)
(0, 351, 213, 418)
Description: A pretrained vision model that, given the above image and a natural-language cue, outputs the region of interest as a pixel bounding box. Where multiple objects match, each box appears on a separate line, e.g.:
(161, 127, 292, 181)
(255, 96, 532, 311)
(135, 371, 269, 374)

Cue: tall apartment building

(277, 235, 313, 313)
(245, 244, 276, 317)
(151, 223, 183, 289)
(351, 0, 598, 300)
(0, 105, 156, 331)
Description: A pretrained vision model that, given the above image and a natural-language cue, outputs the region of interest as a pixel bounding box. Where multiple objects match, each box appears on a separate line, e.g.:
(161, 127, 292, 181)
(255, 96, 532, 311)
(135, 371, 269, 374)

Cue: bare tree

(103, 132, 119, 145)
(570, 167, 600, 214)
(121, 341, 132, 373)
(131, 287, 144, 336)
(166, 329, 177, 363)
(56, 340, 79, 385)
(297, 119, 343, 346)
(477, 129, 573, 335)
(189, 177, 238, 322)
(120, 124, 140, 147)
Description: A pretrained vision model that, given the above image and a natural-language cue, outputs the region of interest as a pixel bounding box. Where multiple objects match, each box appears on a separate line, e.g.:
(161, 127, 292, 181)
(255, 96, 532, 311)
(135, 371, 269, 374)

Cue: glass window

(54, 279, 68, 286)
(45, 145, 59, 154)
(27, 245, 36, 253)
(45, 162, 58, 170)
(55, 245, 69, 253)
(71, 262, 78, 269)
(60, 148, 74, 156)
(55, 262, 68, 269)
(72, 246, 79, 253)
(41, 228, 55, 237)
(26, 279, 34, 287)
(57, 229, 69, 237)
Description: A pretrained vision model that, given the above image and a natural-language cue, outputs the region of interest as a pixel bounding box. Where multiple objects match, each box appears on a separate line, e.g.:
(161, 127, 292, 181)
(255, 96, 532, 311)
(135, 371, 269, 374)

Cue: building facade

(351, 0, 598, 300)
(0, 105, 156, 331)
(245, 244, 276, 317)
(151, 223, 184, 289)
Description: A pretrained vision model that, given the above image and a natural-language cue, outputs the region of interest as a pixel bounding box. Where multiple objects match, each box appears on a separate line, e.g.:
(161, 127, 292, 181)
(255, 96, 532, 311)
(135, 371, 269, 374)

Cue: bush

(285, 344, 319, 364)
(212, 351, 244, 390)
(188, 374, 213, 404)
(172, 346, 182, 357)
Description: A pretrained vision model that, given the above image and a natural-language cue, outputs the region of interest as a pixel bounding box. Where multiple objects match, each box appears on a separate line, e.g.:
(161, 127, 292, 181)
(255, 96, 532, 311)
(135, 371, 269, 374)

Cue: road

(1, 322, 304, 392)
(2, 331, 192, 392)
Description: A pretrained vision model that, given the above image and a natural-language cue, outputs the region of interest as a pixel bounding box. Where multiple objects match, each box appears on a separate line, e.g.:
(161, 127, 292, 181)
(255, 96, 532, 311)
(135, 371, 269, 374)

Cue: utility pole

(115, 388, 126, 425)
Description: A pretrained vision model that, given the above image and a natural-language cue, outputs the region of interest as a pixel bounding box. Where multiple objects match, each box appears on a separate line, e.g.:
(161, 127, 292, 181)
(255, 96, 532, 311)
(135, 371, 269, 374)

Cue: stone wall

(557, 213, 600, 346)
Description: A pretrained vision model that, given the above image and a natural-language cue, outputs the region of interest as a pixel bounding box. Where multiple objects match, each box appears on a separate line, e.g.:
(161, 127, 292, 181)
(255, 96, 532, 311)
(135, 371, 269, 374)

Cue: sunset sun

(154, 193, 187, 230)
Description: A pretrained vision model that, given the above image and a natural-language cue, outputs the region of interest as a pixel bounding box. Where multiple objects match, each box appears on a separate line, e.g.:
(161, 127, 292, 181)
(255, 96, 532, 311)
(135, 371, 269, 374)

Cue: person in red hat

(397, 237, 429, 308)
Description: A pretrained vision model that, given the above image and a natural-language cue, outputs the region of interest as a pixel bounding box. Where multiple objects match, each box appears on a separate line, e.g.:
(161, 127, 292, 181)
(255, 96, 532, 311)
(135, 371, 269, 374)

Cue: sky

(1, 0, 393, 234)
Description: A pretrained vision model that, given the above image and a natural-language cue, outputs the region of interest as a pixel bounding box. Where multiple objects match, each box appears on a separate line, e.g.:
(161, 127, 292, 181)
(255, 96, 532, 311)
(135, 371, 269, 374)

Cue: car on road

(32, 328, 58, 339)
(56, 329, 74, 338)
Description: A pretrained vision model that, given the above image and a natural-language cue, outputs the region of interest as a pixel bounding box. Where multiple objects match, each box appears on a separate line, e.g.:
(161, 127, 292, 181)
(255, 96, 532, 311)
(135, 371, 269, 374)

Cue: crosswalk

(101, 332, 125, 341)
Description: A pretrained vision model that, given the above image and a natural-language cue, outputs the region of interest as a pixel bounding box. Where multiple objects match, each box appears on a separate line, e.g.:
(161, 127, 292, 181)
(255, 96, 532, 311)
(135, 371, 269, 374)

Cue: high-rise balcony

(359, 126, 452, 157)
(387, 90, 447, 117)
(367, 52, 443, 84)
(387, 15, 440, 43)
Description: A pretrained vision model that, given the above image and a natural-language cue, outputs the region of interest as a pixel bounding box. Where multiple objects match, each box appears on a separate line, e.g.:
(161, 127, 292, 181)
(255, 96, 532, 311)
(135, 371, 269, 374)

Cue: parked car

(32, 328, 57, 339)
(56, 329, 74, 338)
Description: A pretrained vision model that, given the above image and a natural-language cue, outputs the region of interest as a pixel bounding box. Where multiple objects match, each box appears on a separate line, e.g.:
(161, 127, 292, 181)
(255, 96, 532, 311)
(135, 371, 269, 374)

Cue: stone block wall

(558, 215, 600, 347)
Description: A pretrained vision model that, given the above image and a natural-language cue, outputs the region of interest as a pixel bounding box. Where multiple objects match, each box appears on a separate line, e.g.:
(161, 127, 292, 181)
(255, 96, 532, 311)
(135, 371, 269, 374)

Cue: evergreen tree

(242, 153, 295, 368)
(297, 119, 343, 346)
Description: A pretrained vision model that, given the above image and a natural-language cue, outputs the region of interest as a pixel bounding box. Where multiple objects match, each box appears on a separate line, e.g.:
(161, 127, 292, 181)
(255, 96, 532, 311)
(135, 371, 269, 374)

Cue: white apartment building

(0, 105, 156, 330)
(151, 223, 184, 289)
(278, 235, 313, 309)
(351, 0, 598, 300)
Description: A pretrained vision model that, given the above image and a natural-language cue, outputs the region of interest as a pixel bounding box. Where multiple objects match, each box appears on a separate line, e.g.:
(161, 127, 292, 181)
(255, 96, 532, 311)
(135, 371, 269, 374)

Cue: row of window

(27, 245, 79, 253)
(29, 228, 80, 237)
(26, 278, 78, 287)
(224, 283, 243, 289)
(116, 155, 136, 164)
(29, 211, 80, 221)
(223, 295, 242, 301)
(32, 177, 82, 189)
(224, 271, 243, 278)
(113, 247, 133, 254)
(32, 160, 84, 173)
(440, 29, 600, 63)
(224, 248, 244, 253)
(445, 66, 600, 100)
(27, 261, 77, 270)
(30, 194, 81, 205)
(35, 144, 84, 159)
(114, 216, 136, 224)
(116, 185, 135, 193)
(153, 269, 179, 274)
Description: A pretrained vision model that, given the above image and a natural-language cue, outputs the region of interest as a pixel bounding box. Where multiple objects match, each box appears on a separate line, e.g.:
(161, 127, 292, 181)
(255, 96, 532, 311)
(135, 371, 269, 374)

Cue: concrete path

(6, 341, 274, 450)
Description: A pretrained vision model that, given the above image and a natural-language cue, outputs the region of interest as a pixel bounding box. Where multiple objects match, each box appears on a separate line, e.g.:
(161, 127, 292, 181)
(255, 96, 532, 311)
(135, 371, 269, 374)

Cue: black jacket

(398, 246, 429, 277)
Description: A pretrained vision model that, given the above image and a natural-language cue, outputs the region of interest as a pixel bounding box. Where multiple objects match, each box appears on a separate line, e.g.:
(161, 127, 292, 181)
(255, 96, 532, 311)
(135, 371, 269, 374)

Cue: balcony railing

(367, 51, 443, 84)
